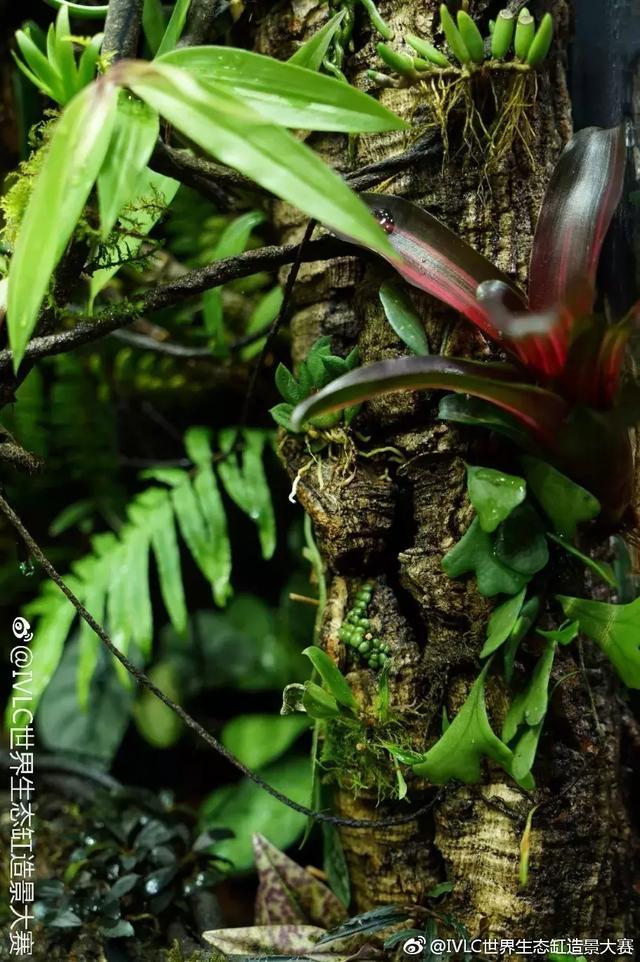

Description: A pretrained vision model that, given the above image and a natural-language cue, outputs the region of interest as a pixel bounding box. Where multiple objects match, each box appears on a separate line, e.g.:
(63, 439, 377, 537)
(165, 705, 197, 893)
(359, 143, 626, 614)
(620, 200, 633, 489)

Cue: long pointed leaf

(97, 91, 160, 238)
(156, 0, 192, 56)
(121, 61, 393, 256)
(528, 125, 625, 311)
(290, 355, 569, 447)
(7, 80, 118, 369)
(348, 193, 527, 341)
(156, 46, 407, 133)
(288, 11, 347, 71)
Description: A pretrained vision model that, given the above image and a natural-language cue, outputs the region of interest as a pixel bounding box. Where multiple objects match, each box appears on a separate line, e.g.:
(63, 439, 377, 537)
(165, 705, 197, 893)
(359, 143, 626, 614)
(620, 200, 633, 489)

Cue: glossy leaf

(199, 755, 311, 872)
(480, 588, 527, 658)
(537, 621, 579, 646)
(303, 646, 357, 710)
(557, 595, 640, 688)
(142, 0, 167, 55)
(493, 502, 549, 576)
(221, 714, 309, 770)
(288, 11, 346, 71)
(303, 681, 341, 720)
(157, 46, 407, 132)
(7, 80, 118, 369)
(442, 518, 529, 597)
(218, 429, 276, 560)
(122, 61, 394, 256)
(503, 641, 556, 740)
(351, 193, 526, 340)
(521, 455, 600, 538)
(412, 662, 522, 785)
(97, 91, 160, 238)
(466, 464, 526, 533)
(529, 125, 626, 312)
(290, 355, 568, 446)
(156, 0, 192, 56)
(438, 394, 531, 447)
(379, 280, 429, 355)
(504, 596, 541, 682)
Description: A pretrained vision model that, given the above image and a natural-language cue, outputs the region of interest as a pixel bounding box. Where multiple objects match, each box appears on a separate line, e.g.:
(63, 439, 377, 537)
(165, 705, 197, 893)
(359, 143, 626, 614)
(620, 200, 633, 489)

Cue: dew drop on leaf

(373, 208, 395, 234)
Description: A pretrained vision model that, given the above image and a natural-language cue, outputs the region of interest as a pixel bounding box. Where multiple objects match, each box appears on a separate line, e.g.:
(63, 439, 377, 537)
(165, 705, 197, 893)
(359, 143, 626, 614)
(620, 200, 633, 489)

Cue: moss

(0, 118, 58, 248)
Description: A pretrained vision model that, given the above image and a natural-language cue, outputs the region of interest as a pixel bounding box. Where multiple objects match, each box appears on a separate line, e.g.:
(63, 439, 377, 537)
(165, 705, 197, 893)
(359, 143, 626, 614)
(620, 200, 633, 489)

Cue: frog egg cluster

(338, 583, 391, 670)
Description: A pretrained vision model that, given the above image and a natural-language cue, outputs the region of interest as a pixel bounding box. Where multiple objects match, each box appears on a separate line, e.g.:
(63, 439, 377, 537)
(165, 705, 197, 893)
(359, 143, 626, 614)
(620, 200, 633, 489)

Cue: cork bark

(256, 0, 638, 942)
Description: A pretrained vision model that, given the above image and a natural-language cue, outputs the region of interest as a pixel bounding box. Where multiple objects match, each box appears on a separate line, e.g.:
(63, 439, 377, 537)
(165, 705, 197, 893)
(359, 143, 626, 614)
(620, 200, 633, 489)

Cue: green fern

(18, 427, 277, 715)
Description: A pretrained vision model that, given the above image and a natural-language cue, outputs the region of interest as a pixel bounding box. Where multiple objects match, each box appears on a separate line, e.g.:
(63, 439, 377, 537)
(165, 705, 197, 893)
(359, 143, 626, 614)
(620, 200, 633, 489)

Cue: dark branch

(0, 237, 358, 371)
(103, 0, 144, 59)
(0, 490, 442, 830)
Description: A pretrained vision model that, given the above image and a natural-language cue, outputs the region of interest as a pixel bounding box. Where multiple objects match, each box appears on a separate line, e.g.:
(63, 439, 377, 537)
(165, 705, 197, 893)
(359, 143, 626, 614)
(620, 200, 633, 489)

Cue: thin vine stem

(0, 491, 443, 830)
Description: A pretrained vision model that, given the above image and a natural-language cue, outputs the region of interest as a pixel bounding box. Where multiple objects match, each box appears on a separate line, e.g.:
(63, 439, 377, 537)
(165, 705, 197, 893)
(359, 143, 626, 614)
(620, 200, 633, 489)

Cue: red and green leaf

(356, 192, 527, 340)
(528, 125, 625, 313)
(290, 355, 569, 447)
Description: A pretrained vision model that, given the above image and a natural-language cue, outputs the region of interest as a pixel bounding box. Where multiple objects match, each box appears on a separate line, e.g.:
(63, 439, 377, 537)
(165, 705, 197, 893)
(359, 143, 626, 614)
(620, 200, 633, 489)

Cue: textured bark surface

(257, 0, 638, 943)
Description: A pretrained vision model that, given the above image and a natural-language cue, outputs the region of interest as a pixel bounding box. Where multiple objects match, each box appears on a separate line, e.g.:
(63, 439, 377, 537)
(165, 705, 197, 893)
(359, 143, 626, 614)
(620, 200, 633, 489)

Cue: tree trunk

(257, 0, 638, 942)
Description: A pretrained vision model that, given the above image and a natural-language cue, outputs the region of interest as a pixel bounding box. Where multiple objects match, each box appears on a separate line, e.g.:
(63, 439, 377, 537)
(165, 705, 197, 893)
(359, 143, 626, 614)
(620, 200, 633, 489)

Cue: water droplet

(144, 877, 160, 895)
(373, 208, 395, 234)
(19, 557, 35, 577)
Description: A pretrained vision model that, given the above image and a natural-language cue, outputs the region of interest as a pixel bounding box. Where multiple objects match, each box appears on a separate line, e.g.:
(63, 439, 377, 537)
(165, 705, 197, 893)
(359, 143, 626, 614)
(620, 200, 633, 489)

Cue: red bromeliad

(292, 125, 639, 521)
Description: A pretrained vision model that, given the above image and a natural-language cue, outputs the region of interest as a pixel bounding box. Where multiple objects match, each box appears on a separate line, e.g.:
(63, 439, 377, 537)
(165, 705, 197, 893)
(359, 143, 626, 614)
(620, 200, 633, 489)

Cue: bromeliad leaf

(7, 79, 119, 369)
(557, 595, 640, 688)
(438, 394, 531, 447)
(378, 280, 429, 355)
(466, 464, 526, 533)
(288, 11, 347, 71)
(411, 662, 522, 785)
(528, 125, 626, 312)
(290, 355, 569, 446)
(121, 61, 394, 256)
(521, 456, 600, 538)
(303, 646, 357, 711)
(157, 46, 407, 132)
(350, 192, 526, 339)
(97, 92, 160, 238)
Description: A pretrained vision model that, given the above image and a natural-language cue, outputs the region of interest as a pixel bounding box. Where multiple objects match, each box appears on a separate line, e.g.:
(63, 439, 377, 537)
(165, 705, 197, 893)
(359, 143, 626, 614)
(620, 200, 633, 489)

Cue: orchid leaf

(303, 646, 357, 711)
(411, 662, 526, 785)
(290, 355, 569, 446)
(203, 923, 325, 956)
(547, 533, 617, 588)
(557, 596, 640, 688)
(303, 682, 341, 720)
(520, 456, 600, 538)
(442, 518, 529, 597)
(438, 394, 531, 447)
(156, 0, 192, 56)
(157, 46, 406, 132)
(253, 834, 347, 928)
(122, 61, 393, 257)
(351, 193, 526, 340)
(378, 280, 429, 355)
(466, 464, 526, 533)
(480, 588, 527, 658)
(493, 502, 549, 576)
(7, 80, 118, 370)
(288, 11, 347, 71)
(529, 125, 626, 311)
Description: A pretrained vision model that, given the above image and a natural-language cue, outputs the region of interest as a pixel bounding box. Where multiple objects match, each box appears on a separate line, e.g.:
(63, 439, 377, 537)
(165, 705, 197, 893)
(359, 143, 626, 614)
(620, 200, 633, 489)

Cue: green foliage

(288, 11, 347, 72)
(13, 427, 276, 719)
(14, 6, 103, 105)
(34, 786, 229, 939)
(7, 80, 118, 368)
(521, 455, 600, 538)
(337, 583, 391, 670)
(198, 755, 311, 873)
(410, 662, 532, 787)
(502, 641, 556, 780)
(442, 517, 529, 597)
(557, 595, 640, 689)
(221, 714, 309, 770)
(155, 0, 192, 57)
(466, 464, 526, 533)
(303, 646, 358, 710)
(480, 588, 526, 658)
(378, 280, 430, 356)
(271, 337, 360, 433)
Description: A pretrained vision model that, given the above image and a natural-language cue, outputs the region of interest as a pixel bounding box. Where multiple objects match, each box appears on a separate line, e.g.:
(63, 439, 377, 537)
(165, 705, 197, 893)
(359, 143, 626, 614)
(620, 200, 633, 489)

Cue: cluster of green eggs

(338, 583, 391, 670)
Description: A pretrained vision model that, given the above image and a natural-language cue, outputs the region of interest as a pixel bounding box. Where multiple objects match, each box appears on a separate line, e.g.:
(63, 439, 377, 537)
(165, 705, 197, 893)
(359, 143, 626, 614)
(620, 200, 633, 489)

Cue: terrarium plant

(292, 123, 636, 522)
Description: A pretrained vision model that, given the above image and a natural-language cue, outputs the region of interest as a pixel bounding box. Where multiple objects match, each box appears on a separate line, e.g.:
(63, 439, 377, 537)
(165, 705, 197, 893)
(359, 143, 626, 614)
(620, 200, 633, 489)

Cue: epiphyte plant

(371, 5, 553, 169)
(291, 124, 638, 522)
(338, 582, 391, 670)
